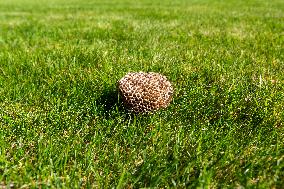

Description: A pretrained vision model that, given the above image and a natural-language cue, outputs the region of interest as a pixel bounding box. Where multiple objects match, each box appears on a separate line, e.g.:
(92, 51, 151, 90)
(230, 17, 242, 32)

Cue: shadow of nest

(95, 87, 157, 121)
(95, 87, 128, 118)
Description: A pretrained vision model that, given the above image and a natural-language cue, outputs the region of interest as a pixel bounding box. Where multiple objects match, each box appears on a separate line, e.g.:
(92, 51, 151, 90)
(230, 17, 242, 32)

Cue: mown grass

(0, 0, 283, 188)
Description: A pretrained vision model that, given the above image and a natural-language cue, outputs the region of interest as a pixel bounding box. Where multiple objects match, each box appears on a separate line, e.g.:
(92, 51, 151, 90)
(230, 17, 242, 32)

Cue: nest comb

(118, 72, 173, 113)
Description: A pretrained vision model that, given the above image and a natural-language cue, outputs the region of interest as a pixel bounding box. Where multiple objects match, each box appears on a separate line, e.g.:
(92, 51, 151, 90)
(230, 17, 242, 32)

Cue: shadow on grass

(95, 87, 157, 122)
(95, 87, 129, 119)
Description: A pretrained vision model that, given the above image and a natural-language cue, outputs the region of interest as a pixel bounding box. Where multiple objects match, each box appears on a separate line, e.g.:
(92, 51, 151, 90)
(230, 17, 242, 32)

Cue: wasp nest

(118, 72, 173, 113)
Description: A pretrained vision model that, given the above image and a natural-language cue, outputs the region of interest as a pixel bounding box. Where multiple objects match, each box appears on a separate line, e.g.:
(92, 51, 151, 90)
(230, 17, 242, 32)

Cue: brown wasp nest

(118, 72, 173, 113)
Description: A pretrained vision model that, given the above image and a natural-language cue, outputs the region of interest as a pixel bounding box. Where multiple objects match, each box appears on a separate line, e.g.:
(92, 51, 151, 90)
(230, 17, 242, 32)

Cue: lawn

(0, 0, 283, 188)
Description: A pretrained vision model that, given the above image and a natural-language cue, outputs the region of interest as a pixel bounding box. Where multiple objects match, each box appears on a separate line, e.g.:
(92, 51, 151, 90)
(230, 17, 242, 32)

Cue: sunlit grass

(0, 0, 283, 188)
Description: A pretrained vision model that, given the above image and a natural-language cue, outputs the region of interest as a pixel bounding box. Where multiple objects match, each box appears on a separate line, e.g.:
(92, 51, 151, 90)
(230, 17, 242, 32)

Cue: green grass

(0, 0, 283, 188)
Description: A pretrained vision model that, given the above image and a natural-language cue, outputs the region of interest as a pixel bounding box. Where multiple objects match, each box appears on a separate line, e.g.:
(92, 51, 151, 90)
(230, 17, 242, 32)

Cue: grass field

(0, 0, 284, 188)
